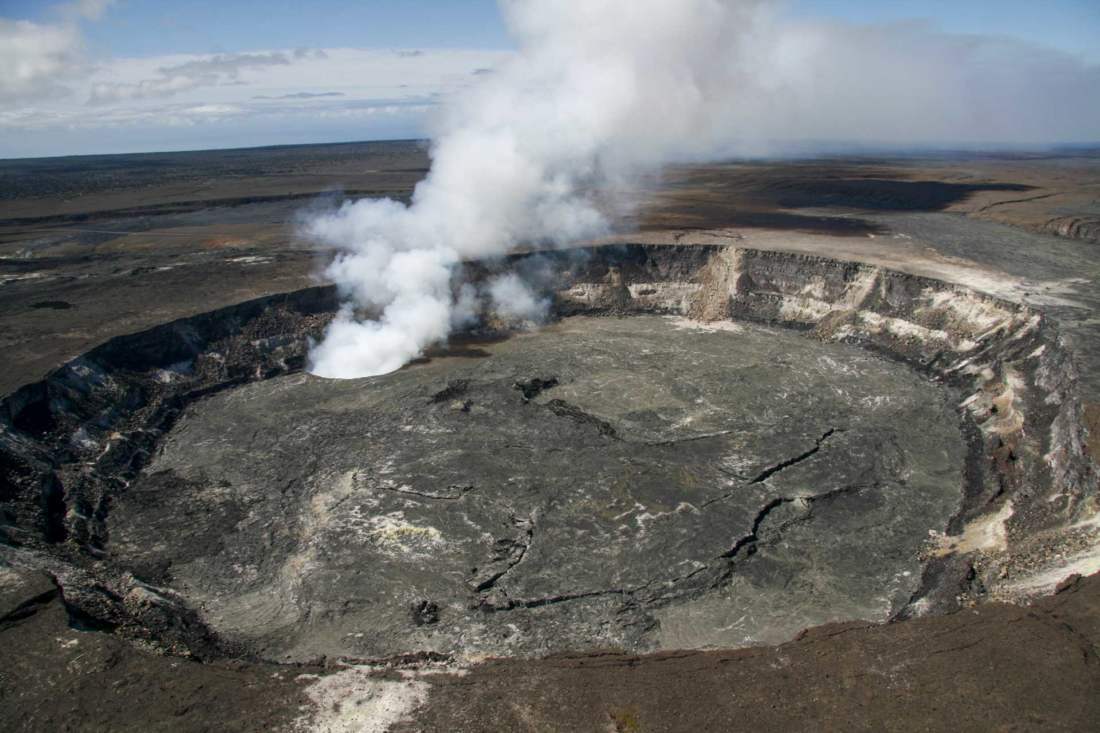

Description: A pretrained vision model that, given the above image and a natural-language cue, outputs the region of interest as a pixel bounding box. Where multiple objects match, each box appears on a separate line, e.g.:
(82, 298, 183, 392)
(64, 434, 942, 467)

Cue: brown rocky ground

(639, 152, 1100, 244)
(3, 563, 1098, 731)
(403, 572, 1100, 732)
(0, 141, 424, 396)
(1, 568, 314, 732)
(2, 142, 1099, 731)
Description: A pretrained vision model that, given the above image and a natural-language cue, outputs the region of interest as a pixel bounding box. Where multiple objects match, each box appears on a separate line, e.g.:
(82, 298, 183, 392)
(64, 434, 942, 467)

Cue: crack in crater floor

(104, 315, 964, 659)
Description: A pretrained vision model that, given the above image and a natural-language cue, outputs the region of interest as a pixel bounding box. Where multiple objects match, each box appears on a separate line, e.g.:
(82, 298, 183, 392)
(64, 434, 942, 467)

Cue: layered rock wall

(0, 244, 1095, 653)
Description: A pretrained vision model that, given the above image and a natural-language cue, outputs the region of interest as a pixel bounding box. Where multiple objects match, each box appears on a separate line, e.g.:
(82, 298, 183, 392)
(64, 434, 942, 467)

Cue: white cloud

(0, 0, 117, 102)
(3, 0, 1096, 160)
(88, 51, 299, 104)
(0, 1, 505, 155)
(89, 74, 201, 104)
(0, 46, 507, 144)
(254, 91, 345, 99)
(161, 51, 292, 78)
(0, 19, 83, 100)
(63, 0, 116, 21)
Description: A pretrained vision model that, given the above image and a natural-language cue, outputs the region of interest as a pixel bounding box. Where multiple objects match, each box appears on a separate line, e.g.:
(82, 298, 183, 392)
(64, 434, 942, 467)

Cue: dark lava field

(112, 315, 962, 661)
(2, 142, 1100, 732)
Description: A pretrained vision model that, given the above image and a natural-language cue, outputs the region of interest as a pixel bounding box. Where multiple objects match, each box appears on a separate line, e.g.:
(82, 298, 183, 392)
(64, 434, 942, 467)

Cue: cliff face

(0, 244, 1096, 657)
(1039, 215, 1100, 244)
(552, 244, 1099, 608)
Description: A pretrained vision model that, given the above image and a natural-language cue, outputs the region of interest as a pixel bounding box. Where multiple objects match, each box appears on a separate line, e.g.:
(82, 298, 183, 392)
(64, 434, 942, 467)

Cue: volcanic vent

(1, 244, 1095, 665)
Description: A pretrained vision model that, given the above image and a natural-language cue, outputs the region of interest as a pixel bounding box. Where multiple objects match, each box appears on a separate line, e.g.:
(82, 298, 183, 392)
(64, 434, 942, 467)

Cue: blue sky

(1, 0, 1098, 158)
(3, 0, 1094, 59)
(2, 0, 514, 56)
(793, 0, 1100, 61)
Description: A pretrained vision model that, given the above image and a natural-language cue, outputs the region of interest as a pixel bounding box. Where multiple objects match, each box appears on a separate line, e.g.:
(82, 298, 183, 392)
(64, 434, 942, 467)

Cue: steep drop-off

(0, 244, 1096, 661)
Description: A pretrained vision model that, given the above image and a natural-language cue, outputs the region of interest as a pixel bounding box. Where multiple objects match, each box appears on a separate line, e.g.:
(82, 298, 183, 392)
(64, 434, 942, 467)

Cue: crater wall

(0, 244, 1095, 658)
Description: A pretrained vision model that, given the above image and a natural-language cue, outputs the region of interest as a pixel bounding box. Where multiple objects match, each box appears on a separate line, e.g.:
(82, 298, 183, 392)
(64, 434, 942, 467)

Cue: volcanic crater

(1, 243, 1094, 666)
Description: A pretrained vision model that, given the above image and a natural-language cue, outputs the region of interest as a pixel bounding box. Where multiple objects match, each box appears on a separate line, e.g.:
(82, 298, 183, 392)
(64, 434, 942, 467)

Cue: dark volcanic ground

(0, 141, 424, 396)
(109, 316, 963, 661)
(5, 562, 1100, 732)
(2, 142, 1100, 731)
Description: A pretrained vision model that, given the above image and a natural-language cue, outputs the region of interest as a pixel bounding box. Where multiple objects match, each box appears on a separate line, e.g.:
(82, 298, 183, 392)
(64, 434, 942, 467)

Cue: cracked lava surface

(109, 315, 966, 661)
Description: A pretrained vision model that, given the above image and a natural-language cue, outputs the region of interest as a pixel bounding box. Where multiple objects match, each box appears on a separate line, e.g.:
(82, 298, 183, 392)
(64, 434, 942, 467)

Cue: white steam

(487, 273, 551, 325)
(305, 0, 1099, 379)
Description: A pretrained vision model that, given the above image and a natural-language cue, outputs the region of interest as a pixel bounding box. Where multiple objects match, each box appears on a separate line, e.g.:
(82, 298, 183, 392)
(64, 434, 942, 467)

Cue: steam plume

(305, 0, 1100, 379)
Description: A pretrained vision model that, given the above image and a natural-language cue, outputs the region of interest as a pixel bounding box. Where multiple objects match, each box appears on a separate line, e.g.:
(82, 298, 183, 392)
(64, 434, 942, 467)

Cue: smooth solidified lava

(109, 315, 964, 660)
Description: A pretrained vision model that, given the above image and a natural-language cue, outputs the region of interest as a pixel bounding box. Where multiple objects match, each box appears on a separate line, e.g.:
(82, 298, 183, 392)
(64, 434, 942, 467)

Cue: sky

(1, 0, 1098, 159)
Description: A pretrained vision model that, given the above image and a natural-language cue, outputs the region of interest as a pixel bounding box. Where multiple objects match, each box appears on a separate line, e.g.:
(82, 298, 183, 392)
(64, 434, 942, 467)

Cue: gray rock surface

(110, 316, 964, 660)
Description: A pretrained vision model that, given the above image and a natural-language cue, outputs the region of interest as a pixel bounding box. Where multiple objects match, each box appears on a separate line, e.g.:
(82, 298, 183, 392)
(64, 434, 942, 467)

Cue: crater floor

(110, 315, 966, 661)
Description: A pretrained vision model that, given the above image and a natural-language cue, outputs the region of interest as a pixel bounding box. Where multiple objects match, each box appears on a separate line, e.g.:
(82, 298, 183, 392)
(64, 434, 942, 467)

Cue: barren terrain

(2, 142, 1099, 731)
